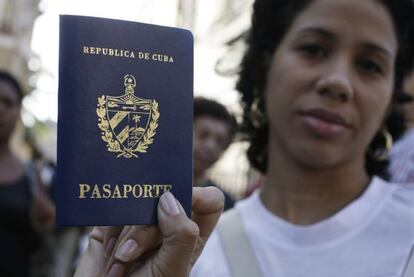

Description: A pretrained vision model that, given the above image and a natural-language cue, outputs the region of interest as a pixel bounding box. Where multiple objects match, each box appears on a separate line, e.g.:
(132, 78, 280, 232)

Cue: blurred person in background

(193, 97, 237, 211)
(389, 70, 414, 182)
(0, 71, 55, 277)
(75, 0, 414, 276)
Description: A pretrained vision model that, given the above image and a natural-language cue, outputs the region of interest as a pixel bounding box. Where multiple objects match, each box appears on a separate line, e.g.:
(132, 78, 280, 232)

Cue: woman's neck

(0, 143, 24, 184)
(260, 142, 370, 225)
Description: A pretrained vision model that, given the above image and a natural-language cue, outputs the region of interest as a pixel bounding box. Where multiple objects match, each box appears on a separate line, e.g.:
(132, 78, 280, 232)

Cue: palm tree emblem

(130, 114, 142, 140)
(132, 114, 141, 127)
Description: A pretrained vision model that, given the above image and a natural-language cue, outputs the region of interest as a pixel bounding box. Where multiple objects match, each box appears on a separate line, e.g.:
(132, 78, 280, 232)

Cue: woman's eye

(358, 59, 383, 75)
(299, 44, 326, 58)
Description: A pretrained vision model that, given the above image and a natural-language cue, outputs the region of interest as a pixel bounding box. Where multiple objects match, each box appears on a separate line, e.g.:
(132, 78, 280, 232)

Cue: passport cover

(56, 15, 193, 226)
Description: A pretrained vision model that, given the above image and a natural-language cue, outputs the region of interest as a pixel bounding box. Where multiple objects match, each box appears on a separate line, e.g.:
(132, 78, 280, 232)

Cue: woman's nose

(315, 59, 354, 102)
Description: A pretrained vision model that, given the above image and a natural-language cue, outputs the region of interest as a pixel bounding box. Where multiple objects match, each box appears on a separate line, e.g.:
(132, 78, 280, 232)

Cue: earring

(369, 128, 393, 161)
(250, 98, 266, 129)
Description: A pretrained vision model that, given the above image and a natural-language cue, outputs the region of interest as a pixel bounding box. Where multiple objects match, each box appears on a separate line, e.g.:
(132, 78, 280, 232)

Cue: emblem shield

(106, 95, 151, 149)
(97, 75, 159, 158)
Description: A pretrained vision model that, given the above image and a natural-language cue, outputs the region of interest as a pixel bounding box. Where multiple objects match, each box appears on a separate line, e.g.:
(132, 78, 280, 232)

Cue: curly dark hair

(237, 0, 414, 179)
(194, 97, 238, 146)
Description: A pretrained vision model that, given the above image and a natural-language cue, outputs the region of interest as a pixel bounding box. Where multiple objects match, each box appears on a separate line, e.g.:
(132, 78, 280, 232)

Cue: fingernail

(115, 239, 138, 262)
(160, 192, 180, 216)
(105, 237, 116, 257)
(107, 262, 124, 277)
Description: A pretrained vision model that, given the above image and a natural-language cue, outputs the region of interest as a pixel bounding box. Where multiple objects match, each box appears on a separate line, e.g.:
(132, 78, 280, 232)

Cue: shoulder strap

(217, 209, 262, 277)
(403, 244, 414, 277)
(25, 162, 40, 197)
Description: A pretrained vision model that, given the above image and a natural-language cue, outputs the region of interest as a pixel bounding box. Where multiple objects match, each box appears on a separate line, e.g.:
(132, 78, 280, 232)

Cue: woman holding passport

(76, 0, 414, 276)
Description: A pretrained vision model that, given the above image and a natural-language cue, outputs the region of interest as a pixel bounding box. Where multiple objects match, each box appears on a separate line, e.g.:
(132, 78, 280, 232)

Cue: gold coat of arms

(96, 75, 159, 158)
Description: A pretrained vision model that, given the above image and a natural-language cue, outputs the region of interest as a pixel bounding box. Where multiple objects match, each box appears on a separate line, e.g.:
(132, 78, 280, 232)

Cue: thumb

(155, 192, 199, 277)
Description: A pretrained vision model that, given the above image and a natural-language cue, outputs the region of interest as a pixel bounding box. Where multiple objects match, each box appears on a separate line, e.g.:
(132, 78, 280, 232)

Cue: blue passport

(56, 15, 193, 226)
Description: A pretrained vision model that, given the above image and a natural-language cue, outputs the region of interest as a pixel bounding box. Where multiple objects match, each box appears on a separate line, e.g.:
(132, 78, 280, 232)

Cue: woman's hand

(75, 186, 224, 277)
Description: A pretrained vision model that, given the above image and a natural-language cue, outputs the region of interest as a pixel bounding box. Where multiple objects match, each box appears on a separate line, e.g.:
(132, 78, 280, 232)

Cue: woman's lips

(300, 109, 351, 138)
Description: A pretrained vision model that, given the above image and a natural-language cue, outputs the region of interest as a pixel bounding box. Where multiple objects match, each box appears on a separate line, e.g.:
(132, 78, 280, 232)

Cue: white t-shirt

(191, 177, 414, 277)
(390, 129, 414, 183)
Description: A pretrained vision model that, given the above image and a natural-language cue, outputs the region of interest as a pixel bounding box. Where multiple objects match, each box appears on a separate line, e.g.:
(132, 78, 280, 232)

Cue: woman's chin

(290, 144, 349, 170)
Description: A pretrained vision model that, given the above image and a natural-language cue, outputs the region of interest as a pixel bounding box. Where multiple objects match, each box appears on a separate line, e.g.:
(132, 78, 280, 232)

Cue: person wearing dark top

(0, 176, 38, 276)
(0, 71, 55, 277)
(193, 97, 237, 210)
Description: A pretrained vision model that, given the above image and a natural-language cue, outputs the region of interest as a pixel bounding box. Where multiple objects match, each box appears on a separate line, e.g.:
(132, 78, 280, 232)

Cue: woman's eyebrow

(361, 42, 392, 59)
(295, 27, 336, 41)
(296, 26, 393, 59)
